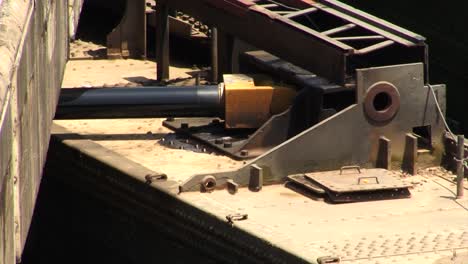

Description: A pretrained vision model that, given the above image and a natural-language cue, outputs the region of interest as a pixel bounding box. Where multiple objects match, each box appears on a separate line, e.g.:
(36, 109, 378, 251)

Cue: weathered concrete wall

(0, 0, 82, 262)
(69, 0, 85, 40)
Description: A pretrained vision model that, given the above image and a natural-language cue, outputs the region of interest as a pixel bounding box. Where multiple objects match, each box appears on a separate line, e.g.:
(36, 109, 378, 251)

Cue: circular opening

(204, 180, 215, 189)
(373, 92, 392, 111)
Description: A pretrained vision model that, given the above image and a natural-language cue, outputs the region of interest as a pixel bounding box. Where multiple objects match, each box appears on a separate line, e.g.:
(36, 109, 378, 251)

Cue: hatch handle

(317, 256, 341, 264)
(340, 165, 361, 174)
(357, 176, 379, 184)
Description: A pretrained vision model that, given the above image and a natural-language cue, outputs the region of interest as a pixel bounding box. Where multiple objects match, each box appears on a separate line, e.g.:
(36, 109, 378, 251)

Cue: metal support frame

(161, 51, 350, 160)
(164, 0, 427, 85)
(107, 0, 146, 59)
(156, 0, 170, 81)
(179, 63, 446, 192)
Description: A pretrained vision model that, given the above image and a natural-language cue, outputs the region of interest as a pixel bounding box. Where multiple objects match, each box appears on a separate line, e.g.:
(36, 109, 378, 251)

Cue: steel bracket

(179, 63, 446, 192)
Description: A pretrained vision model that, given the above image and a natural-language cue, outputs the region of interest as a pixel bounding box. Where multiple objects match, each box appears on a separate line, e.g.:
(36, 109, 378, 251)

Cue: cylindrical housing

(56, 85, 223, 119)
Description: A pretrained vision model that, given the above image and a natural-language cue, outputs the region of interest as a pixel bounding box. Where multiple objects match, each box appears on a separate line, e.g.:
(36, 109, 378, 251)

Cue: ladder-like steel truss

(158, 0, 428, 85)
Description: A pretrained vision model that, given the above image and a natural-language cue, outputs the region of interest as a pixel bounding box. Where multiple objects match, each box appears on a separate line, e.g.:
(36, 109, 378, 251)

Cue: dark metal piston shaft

(55, 85, 223, 119)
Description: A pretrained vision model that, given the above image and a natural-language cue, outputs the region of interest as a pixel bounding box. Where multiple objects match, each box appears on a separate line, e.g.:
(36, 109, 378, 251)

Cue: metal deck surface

(56, 58, 468, 263)
(180, 176, 468, 263)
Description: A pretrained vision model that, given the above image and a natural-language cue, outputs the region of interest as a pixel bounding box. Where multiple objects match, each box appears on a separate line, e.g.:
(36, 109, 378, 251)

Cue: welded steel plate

(327, 188, 411, 203)
(304, 168, 411, 193)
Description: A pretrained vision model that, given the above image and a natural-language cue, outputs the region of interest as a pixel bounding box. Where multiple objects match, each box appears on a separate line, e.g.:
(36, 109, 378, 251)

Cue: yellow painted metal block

(223, 74, 296, 128)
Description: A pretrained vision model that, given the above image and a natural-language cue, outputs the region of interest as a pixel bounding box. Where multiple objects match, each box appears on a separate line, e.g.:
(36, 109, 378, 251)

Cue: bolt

(181, 123, 189, 129)
(240, 149, 249, 156)
(224, 142, 232, 148)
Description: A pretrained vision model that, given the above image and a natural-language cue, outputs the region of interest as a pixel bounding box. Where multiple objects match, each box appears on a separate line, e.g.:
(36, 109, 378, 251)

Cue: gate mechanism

(57, 0, 448, 195)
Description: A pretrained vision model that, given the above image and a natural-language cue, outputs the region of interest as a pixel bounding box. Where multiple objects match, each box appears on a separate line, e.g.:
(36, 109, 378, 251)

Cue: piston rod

(55, 85, 223, 119)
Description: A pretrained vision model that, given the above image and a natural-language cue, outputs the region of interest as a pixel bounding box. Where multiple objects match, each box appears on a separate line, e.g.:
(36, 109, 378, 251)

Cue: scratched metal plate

(286, 174, 326, 194)
(304, 168, 411, 193)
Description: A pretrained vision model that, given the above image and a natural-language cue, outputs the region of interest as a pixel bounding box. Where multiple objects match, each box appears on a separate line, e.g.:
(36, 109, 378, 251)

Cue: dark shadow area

(75, 0, 211, 72)
(146, 30, 211, 67)
(87, 48, 107, 58)
(123, 76, 156, 85)
(75, 0, 127, 44)
(21, 137, 306, 264)
(21, 148, 217, 264)
(21, 170, 137, 264)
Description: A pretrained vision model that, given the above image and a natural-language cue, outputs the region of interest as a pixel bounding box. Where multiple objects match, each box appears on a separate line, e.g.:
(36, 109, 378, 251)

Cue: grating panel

(309, 230, 468, 262)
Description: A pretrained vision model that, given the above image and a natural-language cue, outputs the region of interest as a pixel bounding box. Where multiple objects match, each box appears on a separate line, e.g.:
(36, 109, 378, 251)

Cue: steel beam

(156, 0, 170, 81)
(217, 29, 235, 81)
(163, 0, 427, 86)
(211, 27, 219, 83)
(166, 0, 349, 85)
(106, 0, 146, 59)
(456, 135, 465, 199)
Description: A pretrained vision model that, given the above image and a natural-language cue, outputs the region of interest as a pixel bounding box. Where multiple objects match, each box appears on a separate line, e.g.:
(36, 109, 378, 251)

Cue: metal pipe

(55, 85, 223, 119)
(211, 27, 219, 83)
(156, 0, 170, 81)
(456, 135, 465, 199)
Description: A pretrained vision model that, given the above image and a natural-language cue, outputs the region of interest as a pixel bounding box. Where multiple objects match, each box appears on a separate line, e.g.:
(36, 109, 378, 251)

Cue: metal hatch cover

(304, 167, 411, 193)
(287, 174, 326, 194)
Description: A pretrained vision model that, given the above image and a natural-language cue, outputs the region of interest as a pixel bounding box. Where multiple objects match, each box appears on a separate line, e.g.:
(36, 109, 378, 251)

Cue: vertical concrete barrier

(69, 0, 85, 40)
(0, 0, 82, 262)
